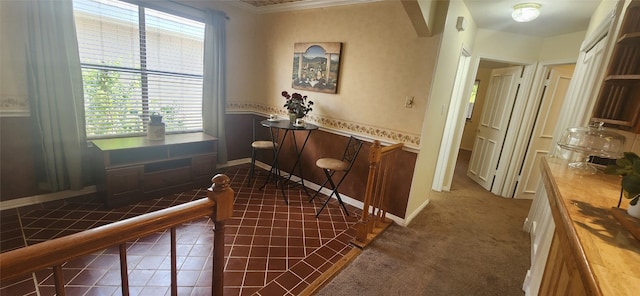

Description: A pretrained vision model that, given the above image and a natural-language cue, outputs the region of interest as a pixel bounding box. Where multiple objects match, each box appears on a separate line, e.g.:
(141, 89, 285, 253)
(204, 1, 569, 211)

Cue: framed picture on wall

(291, 42, 342, 94)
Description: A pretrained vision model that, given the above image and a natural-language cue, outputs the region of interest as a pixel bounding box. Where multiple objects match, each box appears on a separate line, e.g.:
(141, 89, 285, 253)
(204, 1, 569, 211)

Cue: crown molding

(229, 0, 383, 14)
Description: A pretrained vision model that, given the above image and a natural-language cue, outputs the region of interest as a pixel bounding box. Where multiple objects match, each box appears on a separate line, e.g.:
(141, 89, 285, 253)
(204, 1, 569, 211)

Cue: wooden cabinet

(529, 157, 640, 295)
(539, 232, 587, 296)
(92, 133, 218, 208)
(592, 1, 640, 133)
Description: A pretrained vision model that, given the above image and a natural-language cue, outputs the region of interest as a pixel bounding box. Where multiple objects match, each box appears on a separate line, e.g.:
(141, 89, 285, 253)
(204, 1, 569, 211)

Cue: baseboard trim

(253, 161, 406, 225)
(276, 162, 407, 226)
(0, 185, 97, 211)
(403, 197, 431, 225)
(218, 158, 251, 169)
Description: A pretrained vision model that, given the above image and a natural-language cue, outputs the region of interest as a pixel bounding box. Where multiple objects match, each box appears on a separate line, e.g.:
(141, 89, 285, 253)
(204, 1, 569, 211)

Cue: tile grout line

(16, 208, 45, 295)
(238, 188, 262, 295)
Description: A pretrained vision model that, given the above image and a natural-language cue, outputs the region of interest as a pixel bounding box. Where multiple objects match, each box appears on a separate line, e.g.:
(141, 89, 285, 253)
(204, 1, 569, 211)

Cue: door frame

(433, 53, 537, 197)
(432, 44, 472, 192)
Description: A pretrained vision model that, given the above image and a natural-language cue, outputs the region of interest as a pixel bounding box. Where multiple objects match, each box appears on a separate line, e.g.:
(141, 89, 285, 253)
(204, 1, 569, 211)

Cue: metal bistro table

(260, 119, 318, 204)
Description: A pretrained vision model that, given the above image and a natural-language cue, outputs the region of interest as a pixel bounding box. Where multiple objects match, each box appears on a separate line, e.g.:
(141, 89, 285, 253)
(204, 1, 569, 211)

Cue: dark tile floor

(0, 164, 361, 296)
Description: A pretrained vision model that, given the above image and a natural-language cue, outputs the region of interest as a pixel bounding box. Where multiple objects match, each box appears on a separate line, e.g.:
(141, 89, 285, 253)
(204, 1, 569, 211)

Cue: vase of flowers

(282, 91, 313, 122)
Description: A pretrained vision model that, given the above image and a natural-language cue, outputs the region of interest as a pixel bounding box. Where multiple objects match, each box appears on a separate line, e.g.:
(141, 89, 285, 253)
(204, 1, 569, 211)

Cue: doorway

(434, 56, 559, 198)
(453, 60, 575, 198)
(466, 64, 524, 192)
(436, 58, 528, 195)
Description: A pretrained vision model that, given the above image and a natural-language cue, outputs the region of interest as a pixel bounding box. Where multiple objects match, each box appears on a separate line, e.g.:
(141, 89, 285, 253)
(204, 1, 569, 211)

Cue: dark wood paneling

(0, 117, 42, 201)
(225, 114, 256, 161)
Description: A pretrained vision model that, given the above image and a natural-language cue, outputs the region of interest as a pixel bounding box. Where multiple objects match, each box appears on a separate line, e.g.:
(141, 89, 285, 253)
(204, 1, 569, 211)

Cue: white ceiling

(185, 0, 604, 38)
(463, 0, 603, 37)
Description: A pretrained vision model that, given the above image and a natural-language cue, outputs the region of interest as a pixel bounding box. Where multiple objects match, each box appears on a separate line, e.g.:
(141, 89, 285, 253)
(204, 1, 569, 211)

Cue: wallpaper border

(0, 95, 30, 117)
(227, 101, 421, 150)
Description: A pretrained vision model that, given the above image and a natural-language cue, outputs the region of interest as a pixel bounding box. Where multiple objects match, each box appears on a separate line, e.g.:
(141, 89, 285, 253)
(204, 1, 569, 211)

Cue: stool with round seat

(311, 136, 363, 217)
(247, 118, 279, 187)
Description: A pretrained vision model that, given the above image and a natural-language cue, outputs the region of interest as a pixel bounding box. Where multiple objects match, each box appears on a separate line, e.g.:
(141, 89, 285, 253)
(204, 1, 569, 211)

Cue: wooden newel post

(208, 174, 235, 296)
(355, 140, 382, 244)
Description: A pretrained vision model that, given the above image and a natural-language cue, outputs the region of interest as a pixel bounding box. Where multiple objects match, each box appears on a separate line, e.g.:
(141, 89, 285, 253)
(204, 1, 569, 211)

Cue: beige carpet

(315, 150, 533, 296)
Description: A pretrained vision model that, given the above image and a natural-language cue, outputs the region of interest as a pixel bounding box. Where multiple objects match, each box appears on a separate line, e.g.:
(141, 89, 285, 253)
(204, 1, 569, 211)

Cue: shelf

(591, 117, 633, 127)
(591, 1, 640, 133)
(617, 32, 640, 44)
(604, 74, 640, 82)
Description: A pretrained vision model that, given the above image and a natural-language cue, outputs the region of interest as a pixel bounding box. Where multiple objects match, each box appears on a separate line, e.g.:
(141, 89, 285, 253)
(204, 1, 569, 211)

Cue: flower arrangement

(605, 152, 640, 206)
(282, 91, 314, 117)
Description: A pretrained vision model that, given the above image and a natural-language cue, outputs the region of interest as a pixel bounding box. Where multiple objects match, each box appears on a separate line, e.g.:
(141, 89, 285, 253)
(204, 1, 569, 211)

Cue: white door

(551, 35, 610, 154)
(467, 66, 523, 190)
(515, 65, 575, 199)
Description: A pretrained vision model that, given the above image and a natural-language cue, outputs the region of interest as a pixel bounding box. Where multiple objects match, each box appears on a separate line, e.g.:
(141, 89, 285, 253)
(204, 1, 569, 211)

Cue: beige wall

(474, 28, 542, 62)
(538, 31, 586, 61)
(0, 1, 29, 107)
(418, 0, 441, 35)
(407, 0, 477, 221)
(221, 3, 265, 106)
(251, 1, 439, 139)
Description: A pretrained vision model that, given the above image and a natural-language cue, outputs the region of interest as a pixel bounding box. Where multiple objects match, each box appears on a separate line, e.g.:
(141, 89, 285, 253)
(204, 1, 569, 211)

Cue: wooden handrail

(353, 140, 403, 248)
(380, 142, 404, 154)
(0, 173, 234, 295)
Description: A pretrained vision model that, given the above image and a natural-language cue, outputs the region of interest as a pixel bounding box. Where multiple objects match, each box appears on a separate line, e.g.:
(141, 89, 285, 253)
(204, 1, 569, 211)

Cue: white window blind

(73, 0, 204, 138)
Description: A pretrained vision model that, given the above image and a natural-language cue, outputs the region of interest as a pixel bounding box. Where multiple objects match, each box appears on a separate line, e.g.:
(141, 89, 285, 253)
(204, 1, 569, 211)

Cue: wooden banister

(0, 173, 234, 295)
(353, 140, 403, 248)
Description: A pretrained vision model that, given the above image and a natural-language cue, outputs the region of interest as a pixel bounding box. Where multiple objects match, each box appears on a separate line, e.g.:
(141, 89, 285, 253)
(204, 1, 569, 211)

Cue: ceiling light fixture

(512, 3, 541, 22)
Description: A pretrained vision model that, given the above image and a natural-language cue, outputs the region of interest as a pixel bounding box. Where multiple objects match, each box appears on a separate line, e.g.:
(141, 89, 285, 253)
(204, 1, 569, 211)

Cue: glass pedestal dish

(557, 122, 626, 175)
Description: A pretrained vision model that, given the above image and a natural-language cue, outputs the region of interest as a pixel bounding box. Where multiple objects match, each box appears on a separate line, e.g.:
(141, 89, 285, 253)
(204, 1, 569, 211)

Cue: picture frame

(291, 42, 342, 94)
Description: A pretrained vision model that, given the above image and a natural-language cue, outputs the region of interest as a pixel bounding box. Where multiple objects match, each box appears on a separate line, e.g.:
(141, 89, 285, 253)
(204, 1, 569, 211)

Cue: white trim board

(0, 185, 97, 211)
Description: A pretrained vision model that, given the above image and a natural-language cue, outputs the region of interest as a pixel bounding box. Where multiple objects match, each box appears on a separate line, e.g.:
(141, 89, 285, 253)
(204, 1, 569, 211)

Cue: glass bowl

(557, 122, 626, 174)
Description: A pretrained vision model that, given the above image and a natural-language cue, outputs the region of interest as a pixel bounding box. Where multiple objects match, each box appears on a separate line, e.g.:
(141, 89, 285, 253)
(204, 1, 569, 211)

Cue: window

(73, 0, 205, 138)
(466, 80, 479, 120)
